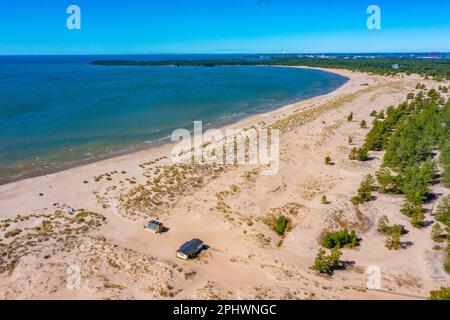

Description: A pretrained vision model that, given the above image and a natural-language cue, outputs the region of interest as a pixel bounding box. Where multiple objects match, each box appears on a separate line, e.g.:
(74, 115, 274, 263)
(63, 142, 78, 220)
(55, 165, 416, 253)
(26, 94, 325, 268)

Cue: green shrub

(432, 223, 445, 243)
(357, 147, 369, 161)
(274, 215, 288, 236)
(445, 261, 450, 274)
(321, 229, 359, 249)
(376, 216, 405, 250)
(401, 195, 424, 216)
(324, 156, 333, 165)
(427, 88, 439, 99)
(388, 224, 406, 236)
(401, 196, 425, 228)
(313, 247, 343, 275)
(446, 237, 450, 274)
(429, 287, 450, 300)
(360, 120, 367, 128)
(351, 174, 375, 204)
(377, 216, 406, 235)
(416, 83, 426, 90)
(385, 232, 402, 250)
(435, 195, 450, 227)
(443, 164, 450, 188)
(349, 147, 369, 161)
(347, 112, 354, 122)
(348, 148, 357, 160)
(411, 212, 425, 228)
(376, 215, 390, 233)
(375, 168, 402, 194)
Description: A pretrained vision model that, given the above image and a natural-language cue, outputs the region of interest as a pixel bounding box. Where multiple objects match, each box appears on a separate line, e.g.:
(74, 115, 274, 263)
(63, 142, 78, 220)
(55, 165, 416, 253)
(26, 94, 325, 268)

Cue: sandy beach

(1, 67, 449, 300)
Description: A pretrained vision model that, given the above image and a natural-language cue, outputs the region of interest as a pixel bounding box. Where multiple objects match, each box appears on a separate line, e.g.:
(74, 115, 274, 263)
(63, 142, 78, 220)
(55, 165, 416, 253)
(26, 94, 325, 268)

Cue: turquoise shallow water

(0, 55, 348, 183)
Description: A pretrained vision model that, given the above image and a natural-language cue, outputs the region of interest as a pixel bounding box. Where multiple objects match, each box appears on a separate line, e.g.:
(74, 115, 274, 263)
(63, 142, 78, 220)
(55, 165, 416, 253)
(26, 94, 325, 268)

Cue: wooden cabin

(176, 238, 203, 260)
(144, 220, 163, 233)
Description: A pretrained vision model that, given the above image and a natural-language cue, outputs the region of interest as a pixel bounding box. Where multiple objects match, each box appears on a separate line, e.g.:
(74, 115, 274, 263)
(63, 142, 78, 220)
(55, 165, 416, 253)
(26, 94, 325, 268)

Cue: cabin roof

(177, 238, 203, 255)
(149, 220, 162, 225)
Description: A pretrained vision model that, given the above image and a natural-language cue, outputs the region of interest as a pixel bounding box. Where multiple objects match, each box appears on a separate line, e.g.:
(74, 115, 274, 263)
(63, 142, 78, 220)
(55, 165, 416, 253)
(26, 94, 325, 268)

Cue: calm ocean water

(0, 55, 348, 183)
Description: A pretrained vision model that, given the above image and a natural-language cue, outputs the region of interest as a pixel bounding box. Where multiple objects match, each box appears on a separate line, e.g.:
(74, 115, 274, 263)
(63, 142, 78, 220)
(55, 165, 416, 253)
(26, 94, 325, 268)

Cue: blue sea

(0, 55, 348, 183)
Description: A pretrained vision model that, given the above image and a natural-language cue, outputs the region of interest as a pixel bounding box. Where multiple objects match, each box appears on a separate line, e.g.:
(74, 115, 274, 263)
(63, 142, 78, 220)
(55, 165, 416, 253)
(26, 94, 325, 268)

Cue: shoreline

(0, 66, 350, 187)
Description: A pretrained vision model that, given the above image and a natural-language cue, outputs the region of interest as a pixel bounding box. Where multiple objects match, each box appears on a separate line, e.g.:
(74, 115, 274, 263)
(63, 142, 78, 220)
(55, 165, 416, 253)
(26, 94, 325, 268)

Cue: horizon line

(1, 51, 450, 57)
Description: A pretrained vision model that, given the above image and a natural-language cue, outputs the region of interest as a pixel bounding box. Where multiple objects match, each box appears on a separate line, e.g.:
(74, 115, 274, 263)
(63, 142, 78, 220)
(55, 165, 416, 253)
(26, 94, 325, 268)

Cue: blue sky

(0, 0, 449, 55)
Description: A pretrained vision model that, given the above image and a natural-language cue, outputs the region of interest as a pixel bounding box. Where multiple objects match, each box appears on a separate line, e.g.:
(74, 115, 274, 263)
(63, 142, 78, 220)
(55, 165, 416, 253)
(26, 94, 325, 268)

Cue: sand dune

(0, 68, 449, 300)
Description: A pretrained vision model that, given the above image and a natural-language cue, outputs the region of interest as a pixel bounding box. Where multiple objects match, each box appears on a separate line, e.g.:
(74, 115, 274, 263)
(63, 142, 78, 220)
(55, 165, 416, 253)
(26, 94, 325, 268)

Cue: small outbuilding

(176, 238, 204, 260)
(144, 220, 164, 233)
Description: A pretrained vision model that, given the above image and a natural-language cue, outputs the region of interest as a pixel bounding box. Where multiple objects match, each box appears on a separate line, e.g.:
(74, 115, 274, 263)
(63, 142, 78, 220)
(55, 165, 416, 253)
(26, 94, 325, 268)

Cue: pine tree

(313, 247, 343, 275)
(351, 174, 375, 204)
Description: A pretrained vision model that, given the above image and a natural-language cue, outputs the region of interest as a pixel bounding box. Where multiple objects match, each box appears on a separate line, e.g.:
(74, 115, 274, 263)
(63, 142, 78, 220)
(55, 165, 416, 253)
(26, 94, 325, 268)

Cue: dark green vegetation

(89, 56, 450, 79)
(313, 229, 359, 275)
(361, 91, 450, 229)
(349, 146, 369, 161)
(351, 174, 375, 204)
(377, 215, 406, 235)
(321, 229, 359, 249)
(375, 169, 402, 194)
(429, 286, 450, 300)
(357, 88, 450, 275)
(432, 223, 446, 243)
(274, 215, 289, 236)
(447, 246, 450, 274)
(377, 215, 407, 250)
(435, 195, 450, 227)
(434, 195, 450, 272)
(313, 247, 343, 275)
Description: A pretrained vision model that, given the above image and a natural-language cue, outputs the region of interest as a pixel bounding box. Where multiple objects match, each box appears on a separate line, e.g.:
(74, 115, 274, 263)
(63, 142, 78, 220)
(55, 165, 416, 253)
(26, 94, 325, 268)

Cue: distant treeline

(89, 56, 450, 79)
